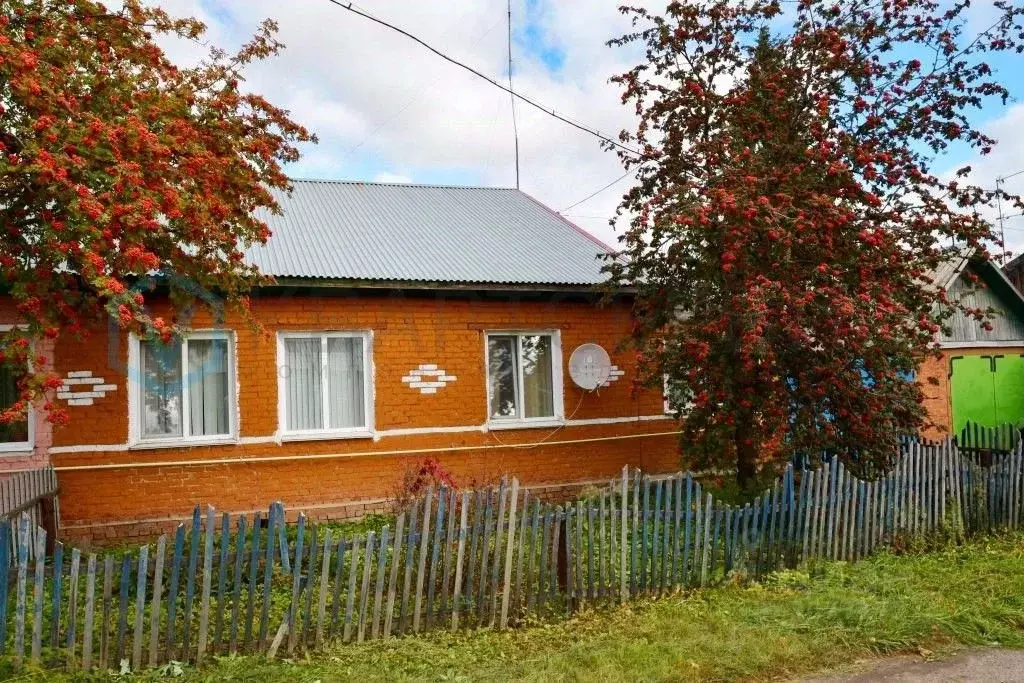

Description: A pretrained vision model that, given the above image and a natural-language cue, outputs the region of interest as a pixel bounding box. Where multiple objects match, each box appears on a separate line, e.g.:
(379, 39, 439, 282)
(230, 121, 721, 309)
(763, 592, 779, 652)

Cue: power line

(559, 170, 635, 212)
(999, 169, 1024, 183)
(507, 0, 520, 189)
(324, 0, 644, 160)
(998, 218, 1024, 230)
(996, 170, 1024, 260)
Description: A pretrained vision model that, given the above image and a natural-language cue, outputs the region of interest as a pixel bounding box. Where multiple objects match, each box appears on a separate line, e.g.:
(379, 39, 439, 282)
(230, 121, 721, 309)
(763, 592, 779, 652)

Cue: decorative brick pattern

(601, 365, 626, 387)
(401, 363, 457, 394)
(56, 371, 116, 407)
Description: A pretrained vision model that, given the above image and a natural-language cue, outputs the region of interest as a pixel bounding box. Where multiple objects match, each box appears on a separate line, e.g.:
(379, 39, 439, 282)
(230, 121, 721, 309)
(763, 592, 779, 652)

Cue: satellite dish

(568, 343, 612, 391)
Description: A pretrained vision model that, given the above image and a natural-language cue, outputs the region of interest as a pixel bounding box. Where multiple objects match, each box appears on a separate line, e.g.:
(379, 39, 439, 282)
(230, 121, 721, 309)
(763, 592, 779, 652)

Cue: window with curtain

(0, 362, 30, 447)
(280, 333, 369, 434)
(136, 332, 234, 442)
(487, 333, 558, 422)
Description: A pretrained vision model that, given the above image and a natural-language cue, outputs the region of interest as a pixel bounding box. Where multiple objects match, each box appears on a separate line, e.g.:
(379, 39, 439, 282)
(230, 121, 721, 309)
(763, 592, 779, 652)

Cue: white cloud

(147, 0, 651, 247)
(939, 104, 1024, 258)
(373, 172, 414, 184)
(141, 2, 1024, 258)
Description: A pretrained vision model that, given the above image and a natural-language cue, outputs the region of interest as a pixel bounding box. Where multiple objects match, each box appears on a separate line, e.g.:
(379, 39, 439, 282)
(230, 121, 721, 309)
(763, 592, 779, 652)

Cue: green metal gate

(950, 354, 1024, 434)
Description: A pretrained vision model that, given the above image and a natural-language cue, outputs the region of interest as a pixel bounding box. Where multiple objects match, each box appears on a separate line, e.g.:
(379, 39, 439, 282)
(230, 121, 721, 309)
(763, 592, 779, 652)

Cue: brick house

(0, 181, 680, 543)
(919, 252, 1024, 438)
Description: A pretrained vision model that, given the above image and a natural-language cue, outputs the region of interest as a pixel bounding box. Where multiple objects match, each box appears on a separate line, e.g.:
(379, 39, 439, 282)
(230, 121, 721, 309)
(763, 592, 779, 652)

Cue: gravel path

(800, 648, 1024, 682)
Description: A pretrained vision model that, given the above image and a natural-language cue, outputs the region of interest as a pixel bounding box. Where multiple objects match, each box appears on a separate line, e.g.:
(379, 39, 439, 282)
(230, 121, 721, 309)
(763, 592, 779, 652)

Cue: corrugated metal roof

(245, 180, 615, 286)
(920, 248, 972, 291)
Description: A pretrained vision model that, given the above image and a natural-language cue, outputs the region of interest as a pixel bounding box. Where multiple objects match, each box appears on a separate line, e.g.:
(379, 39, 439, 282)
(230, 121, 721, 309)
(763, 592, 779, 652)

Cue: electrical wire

(995, 171, 1024, 255)
(559, 170, 635, 212)
(323, 0, 645, 160)
(39, 428, 679, 473)
(998, 169, 1024, 183)
(340, 14, 507, 159)
(487, 389, 591, 451)
(562, 213, 615, 220)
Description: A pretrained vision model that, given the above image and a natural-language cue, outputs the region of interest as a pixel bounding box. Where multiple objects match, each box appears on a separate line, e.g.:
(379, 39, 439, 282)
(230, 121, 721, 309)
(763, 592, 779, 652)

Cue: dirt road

(801, 649, 1024, 682)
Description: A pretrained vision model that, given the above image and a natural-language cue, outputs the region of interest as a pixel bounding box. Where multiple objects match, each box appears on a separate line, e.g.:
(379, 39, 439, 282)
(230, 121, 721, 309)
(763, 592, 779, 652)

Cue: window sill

(278, 430, 374, 443)
(0, 444, 34, 455)
(129, 437, 239, 451)
(486, 419, 565, 431)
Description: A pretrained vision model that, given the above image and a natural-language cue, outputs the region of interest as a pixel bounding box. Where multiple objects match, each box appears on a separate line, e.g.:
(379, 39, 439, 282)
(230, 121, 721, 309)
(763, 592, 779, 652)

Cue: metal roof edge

(286, 177, 518, 192)
(972, 257, 1024, 321)
(254, 276, 633, 295)
(517, 190, 619, 256)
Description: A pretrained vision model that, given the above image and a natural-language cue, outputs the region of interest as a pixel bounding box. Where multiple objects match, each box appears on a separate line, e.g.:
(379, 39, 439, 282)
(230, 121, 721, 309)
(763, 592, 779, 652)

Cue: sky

(150, 1, 1024, 254)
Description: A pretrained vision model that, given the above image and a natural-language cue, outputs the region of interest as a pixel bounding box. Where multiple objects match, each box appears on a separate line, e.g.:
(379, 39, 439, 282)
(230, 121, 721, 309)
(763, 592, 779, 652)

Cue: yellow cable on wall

(49, 429, 682, 473)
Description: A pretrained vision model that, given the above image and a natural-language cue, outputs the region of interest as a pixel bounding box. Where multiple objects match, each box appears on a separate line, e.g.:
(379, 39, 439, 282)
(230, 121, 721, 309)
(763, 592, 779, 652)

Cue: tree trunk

(735, 425, 758, 492)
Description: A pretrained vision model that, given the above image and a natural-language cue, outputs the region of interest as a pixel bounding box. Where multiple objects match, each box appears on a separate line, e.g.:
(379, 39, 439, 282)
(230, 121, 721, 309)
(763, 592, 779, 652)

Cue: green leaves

(606, 0, 1024, 483)
(0, 0, 314, 422)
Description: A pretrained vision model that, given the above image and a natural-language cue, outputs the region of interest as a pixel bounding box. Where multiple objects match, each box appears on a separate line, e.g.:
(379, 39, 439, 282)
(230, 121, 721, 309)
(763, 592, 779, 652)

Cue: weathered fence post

(39, 492, 58, 555)
(556, 506, 569, 600)
(620, 467, 629, 603)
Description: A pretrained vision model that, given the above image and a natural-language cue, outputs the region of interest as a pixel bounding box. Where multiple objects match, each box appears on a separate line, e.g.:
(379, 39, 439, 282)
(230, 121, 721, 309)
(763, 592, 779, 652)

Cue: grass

(8, 532, 1024, 682)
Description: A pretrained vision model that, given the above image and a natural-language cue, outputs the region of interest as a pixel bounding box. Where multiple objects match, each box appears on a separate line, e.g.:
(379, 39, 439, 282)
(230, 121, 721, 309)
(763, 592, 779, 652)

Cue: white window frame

(0, 324, 33, 454)
(128, 330, 238, 448)
(276, 331, 374, 441)
(484, 330, 564, 429)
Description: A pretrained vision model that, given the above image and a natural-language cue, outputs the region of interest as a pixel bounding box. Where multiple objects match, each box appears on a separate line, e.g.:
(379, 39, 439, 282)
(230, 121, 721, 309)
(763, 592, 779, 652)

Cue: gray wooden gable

(940, 262, 1024, 346)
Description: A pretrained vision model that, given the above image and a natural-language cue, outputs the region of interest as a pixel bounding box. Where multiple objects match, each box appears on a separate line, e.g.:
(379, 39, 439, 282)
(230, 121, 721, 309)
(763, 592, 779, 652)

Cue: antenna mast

(508, 0, 520, 189)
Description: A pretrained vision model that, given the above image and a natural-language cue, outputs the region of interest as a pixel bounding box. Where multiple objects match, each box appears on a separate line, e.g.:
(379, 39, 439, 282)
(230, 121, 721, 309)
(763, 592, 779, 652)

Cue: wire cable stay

(559, 170, 635, 213)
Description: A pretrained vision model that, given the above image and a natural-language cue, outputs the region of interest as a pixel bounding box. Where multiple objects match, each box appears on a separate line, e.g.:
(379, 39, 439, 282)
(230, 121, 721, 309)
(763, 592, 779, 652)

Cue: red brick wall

(3, 291, 681, 542)
(919, 350, 952, 440)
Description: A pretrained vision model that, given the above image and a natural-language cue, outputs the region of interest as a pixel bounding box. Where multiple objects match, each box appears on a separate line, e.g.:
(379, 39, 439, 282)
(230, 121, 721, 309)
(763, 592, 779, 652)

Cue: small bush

(391, 457, 458, 514)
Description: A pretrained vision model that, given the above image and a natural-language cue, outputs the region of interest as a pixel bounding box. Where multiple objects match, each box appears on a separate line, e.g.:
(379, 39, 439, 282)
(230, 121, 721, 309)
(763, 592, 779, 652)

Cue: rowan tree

(605, 0, 1024, 486)
(0, 1, 314, 430)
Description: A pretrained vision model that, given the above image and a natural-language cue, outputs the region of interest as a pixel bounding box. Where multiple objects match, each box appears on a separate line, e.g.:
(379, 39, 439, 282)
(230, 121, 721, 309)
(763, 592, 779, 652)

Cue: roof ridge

(288, 177, 517, 191)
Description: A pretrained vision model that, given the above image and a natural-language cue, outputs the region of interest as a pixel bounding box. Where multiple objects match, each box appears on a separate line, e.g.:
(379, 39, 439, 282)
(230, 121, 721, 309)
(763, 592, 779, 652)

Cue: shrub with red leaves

(391, 458, 458, 513)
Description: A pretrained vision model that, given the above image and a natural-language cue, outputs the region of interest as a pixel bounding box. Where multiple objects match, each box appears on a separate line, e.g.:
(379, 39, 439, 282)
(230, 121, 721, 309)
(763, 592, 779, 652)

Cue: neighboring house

(0, 180, 679, 543)
(919, 252, 1024, 438)
(1002, 251, 1024, 293)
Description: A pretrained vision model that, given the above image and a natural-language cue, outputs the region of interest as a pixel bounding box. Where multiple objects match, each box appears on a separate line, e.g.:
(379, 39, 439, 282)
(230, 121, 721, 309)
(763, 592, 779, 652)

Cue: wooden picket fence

(0, 466, 59, 564)
(1, 438, 1020, 672)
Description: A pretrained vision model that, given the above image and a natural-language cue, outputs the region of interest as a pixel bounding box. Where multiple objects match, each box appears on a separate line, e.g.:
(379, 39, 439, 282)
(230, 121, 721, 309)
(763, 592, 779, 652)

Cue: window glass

(0, 364, 29, 444)
(285, 338, 323, 431)
(187, 338, 230, 437)
(327, 336, 365, 429)
(488, 333, 557, 421)
(521, 335, 554, 418)
(142, 340, 183, 438)
(488, 335, 519, 419)
(138, 334, 233, 442)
